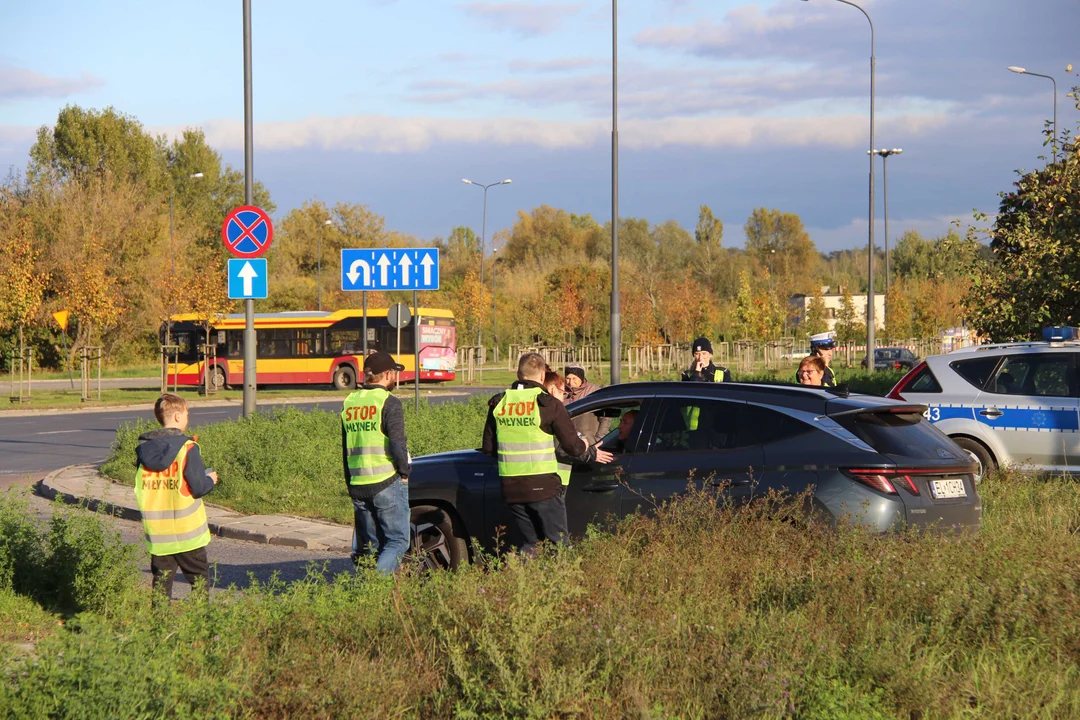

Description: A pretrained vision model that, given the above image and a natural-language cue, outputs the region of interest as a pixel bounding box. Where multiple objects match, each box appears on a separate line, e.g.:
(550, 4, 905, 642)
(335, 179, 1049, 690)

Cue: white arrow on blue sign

(341, 248, 439, 291)
(227, 258, 268, 299)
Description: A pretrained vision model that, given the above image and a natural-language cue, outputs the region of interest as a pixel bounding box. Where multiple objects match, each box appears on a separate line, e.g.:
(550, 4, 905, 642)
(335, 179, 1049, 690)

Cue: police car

(889, 327, 1080, 480)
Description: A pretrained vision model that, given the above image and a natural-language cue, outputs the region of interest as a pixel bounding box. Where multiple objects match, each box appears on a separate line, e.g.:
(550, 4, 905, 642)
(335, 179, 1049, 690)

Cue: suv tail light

(843, 468, 922, 495)
(888, 361, 927, 400)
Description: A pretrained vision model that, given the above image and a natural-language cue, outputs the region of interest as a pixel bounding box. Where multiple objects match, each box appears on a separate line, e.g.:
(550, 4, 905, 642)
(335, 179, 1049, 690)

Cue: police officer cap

(692, 337, 713, 354)
(364, 351, 405, 375)
(809, 332, 837, 350)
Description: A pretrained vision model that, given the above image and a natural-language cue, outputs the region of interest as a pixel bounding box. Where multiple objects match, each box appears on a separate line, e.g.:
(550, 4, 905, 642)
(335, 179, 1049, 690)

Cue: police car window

(950, 357, 1001, 390)
(988, 355, 1071, 397)
(650, 400, 748, 453)
(906, 365, 942, 393)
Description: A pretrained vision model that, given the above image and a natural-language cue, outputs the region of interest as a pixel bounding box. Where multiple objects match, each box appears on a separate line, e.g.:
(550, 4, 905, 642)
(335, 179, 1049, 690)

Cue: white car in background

(889, 327, 1080, 480)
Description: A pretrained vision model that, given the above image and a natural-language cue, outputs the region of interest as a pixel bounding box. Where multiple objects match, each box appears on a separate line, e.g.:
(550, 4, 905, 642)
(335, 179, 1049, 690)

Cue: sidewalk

(38, 465, 352, 552)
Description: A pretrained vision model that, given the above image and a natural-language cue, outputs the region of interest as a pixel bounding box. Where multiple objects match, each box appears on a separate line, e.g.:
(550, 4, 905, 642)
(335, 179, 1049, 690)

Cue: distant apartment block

(789, 287, 884, 332)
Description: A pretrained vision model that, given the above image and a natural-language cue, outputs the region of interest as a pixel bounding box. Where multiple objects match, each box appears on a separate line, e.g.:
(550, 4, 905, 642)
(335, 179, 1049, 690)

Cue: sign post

(413, 290, 420, 413)
(222, 204, 274, 418)
(52, 310, 73, 389)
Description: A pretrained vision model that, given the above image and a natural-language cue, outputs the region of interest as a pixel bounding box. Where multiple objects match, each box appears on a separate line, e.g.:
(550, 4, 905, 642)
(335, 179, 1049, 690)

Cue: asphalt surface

(0, 389, 487, 478)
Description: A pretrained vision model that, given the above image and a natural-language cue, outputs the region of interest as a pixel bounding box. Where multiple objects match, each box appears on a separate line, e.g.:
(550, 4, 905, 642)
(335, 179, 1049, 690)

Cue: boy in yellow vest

(135, 393, 217, 599)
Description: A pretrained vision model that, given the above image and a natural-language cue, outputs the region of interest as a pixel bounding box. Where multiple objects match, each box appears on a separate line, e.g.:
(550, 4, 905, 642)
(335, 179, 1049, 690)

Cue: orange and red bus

(161, 308, 456, 390)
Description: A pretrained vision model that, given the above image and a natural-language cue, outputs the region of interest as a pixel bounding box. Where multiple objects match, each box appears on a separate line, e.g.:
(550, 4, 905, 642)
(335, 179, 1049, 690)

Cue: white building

(788, 287, 884, 332)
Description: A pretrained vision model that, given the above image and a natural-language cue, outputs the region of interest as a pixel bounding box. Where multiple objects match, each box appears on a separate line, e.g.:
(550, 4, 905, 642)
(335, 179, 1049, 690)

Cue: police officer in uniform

(483, 353, 613, 554)
(682, 337, 731, 382)
(341, 351, 411, 574)
(802, 332, 837, 387)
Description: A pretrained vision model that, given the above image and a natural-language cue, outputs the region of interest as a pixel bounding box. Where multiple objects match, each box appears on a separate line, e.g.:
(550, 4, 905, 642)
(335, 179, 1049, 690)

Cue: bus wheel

(333, 365, 356, 390)
(210, 365, 227, 390)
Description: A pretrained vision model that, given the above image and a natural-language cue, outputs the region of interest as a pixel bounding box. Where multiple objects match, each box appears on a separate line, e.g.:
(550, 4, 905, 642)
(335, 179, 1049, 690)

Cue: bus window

(377, 327, 415, 355)
(174, 332, 197, 361)
(226, 331, 242, 358)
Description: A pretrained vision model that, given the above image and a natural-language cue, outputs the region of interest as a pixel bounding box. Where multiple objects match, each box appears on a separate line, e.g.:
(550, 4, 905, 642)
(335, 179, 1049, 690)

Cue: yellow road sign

(52, 310, 69, 332)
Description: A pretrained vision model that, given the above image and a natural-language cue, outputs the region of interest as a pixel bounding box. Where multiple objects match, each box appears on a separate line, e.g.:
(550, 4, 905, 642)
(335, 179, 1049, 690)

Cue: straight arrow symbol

(420, 253, 435, 285)
(377, 254, 391, 286)
(399, 254, 413, 286)
(238, 261, 258, 296)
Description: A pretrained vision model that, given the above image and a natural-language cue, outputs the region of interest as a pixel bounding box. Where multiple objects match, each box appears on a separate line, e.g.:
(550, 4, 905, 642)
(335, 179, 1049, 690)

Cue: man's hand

(207, 471, 219, 485)
(593, 449, 615, 464)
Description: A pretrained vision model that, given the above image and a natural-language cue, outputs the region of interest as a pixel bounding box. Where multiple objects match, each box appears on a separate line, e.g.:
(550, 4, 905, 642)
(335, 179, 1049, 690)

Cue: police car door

(974, 352, 1080, 471)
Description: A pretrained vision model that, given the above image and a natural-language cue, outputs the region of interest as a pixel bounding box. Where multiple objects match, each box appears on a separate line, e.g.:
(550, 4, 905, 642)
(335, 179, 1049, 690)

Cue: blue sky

(1, 0, 1076, 251)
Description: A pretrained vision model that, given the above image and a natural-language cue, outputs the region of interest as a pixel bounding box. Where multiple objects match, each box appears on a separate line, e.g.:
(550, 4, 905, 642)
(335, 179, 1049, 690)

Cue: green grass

(101, 396, 492, 524)
(18, 362, 161, 381)
(2, 471, 1079, 717)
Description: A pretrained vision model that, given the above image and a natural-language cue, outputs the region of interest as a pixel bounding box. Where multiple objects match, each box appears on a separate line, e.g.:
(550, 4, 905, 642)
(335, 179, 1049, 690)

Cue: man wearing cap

(801, 332, 837, 387)
(341, 352, 412, 574)
(681, 337, 732, 383)
(483, 352, 614, 555)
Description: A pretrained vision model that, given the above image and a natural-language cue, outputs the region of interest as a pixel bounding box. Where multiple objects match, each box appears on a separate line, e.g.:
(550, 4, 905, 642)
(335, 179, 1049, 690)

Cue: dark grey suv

(407, 382, 982, 568)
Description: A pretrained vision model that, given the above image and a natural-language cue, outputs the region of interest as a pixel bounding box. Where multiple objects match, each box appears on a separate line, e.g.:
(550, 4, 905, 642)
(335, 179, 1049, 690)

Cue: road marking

(197, 411, 230, 415)
(36, 430, 82, 435)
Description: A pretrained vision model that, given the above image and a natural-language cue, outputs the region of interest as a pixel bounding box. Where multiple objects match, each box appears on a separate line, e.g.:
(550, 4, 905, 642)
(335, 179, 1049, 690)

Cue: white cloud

(147, 110, 955, 154)
(0, 63, 104, 102)
(458, 1, 586, 37)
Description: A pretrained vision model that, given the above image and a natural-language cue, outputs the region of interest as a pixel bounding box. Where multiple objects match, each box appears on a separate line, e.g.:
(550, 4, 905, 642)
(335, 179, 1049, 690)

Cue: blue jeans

(351, 479, 410, 574)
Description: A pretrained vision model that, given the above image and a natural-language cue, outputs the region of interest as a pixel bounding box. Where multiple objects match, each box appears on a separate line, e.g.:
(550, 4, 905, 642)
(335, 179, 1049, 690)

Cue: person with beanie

(562, 364, 609, 443)
(681, 337, 731, 383)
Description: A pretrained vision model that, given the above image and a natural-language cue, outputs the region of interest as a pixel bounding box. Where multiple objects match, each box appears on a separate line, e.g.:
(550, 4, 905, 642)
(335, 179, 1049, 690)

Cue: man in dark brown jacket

(563, 364, 611, 443)
(483, 353, 613, 553)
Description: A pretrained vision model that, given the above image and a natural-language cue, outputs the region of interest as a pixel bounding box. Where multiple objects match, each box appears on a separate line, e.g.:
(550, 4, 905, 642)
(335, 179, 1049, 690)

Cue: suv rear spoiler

(824, 404, 928, 420)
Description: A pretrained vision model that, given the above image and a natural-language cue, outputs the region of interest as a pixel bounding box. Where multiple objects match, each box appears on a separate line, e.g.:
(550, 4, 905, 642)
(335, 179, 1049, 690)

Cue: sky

(1, 0, 1076, 252)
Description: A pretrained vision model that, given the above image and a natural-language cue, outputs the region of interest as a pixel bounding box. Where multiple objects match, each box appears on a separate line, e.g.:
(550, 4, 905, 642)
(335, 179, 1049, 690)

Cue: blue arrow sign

(228, 258, 268, 299)
(341, 248, 440, 291)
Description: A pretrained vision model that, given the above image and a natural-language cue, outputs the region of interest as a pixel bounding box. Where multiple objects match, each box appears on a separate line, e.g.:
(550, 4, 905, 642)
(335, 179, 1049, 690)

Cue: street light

(802, 0, 876, 369)
(317, 218, 332, 312)
(1008, 66, 1058, 163)
(611, 0, 620, 385)
(870, 148, 902, 330)
(461, 178, 512, 351)
(492, 246, 501, 363)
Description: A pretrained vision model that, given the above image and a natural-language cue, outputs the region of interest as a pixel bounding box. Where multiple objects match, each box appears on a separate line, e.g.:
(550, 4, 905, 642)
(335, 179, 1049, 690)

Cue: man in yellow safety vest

(341, 351, 412, 574)
(483, 353, 614, 554)
(134, 393, 218, 600)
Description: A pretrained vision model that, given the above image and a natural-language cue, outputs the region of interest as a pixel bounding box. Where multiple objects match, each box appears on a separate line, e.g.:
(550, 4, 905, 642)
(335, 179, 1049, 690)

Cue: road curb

(36, 464, 353, 553)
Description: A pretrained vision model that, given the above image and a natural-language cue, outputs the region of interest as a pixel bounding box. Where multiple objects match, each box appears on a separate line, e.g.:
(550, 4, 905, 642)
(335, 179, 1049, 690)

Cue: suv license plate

(931, 478, 967, 499)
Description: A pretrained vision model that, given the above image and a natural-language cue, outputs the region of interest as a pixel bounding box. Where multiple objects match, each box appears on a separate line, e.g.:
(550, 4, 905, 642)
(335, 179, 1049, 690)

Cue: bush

(101, 395, 491, 523)
(2, 472, 1079, 717)
(0, 492, 140, 618)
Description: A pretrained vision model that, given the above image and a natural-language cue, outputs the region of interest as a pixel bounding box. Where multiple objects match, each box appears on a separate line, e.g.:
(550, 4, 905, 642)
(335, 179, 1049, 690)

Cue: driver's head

(617, 410, 638, 440)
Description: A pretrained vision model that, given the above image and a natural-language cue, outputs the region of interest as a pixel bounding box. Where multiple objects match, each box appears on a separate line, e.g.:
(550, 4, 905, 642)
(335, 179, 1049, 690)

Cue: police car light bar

(1042, 326, 1079, 342)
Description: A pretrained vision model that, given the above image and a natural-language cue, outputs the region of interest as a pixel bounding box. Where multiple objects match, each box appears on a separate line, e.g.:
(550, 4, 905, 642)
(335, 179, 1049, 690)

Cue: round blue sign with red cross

(222, 205, 274, 258)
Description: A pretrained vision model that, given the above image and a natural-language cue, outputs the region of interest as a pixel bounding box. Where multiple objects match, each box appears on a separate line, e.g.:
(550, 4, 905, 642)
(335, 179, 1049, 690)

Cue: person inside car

(604, 409, 639, 453)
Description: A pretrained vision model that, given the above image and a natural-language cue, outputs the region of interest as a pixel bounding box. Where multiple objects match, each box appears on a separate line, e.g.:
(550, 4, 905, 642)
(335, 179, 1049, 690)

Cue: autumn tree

(965, 117, 1080, 340)
(692, 204, 724, 285)
(0, 216, 50, 364)
(743, 208, 819, 298)
(804, 285, 829, 336)
(884, 280, 914, 340)
(835, 287, 864, 344)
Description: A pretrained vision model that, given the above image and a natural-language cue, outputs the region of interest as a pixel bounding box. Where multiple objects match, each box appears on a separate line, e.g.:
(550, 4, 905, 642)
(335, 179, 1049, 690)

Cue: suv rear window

(950, 356, 1001, 390)
(906, 364, 942, 393)
(836, 411, 966, 460)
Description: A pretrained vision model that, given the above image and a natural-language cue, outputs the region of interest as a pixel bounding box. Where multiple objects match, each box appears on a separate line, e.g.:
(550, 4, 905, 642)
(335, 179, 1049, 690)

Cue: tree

(28, 105, 166, 191)
(0, 216, 50, 362)
(804, 285, 829, 336)
(965, 118, 1080, 340)
(743, 208, 819, 298)
(693, 204, 723, 284)
(884, 280, 914, 340)
(732, 270, 759, 340)
(835, 287, 864, 344)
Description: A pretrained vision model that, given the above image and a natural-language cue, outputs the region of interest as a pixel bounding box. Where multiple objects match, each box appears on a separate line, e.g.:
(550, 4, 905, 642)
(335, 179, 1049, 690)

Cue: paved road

(0, 390, 486, 478)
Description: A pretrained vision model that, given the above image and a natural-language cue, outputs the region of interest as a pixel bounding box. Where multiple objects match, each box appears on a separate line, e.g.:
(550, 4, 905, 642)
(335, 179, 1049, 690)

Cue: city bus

(161, 308, 456, 390)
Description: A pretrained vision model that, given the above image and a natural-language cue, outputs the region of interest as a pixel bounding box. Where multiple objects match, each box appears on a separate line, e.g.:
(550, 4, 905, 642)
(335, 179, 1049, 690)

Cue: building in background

(789, 288, 884, 333)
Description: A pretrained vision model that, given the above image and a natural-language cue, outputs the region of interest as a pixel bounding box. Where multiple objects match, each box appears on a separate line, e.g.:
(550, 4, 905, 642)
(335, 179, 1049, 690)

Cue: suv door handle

(582, 481, 620, 493)
(979, 408, 1004, 419)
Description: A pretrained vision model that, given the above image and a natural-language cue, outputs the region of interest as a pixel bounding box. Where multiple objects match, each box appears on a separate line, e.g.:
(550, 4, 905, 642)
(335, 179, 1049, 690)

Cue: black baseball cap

(364, 351, 405, 375)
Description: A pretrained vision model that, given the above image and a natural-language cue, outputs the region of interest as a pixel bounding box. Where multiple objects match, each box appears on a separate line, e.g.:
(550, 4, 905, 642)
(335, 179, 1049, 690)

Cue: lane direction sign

(222, 206, 274, 258)
(228, 258, 268, 299)
(341, 248, 440, 291)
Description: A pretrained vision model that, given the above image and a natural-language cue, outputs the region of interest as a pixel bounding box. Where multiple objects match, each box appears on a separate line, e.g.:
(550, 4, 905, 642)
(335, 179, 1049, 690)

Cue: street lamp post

(462, 178, 511, 352)
(1008, 66, 1058, 163)
(492, 247, 500, 363)
(611, 0, 621, 385)
(317, 218, 332, 312)
(802, 0, 876, 369)
(870, 148, 902, 331)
